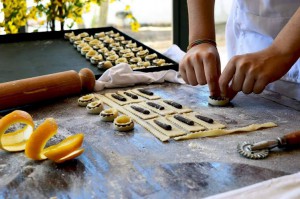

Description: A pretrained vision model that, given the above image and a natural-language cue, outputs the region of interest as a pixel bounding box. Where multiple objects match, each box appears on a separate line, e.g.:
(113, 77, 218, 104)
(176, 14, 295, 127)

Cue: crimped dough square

(117, 91, 145, 104)
(147, 117, 186, 137)
(184, 112, 226, 130)
(139, 100, 175, 116)
(105, 92, 132, 106)
(166, 114, 205, 132)
(123, 104, 158, 120)
(130, 89, 161, 100)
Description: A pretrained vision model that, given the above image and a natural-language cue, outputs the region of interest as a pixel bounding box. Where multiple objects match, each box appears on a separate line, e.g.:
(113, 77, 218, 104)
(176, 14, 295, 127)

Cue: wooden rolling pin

(0, 68, 95, 110)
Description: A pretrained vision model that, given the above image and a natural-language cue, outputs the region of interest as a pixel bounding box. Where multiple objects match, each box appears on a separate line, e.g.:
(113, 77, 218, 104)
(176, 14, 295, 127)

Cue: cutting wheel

(237, 142, 269, 159)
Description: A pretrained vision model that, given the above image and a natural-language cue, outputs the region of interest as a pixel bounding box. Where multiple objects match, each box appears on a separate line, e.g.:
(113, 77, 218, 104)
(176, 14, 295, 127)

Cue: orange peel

(0, 110, 34, 152)
(25, 118, 58, 160)
(43, 133, 84, 162)
(54, 148, 85, 163)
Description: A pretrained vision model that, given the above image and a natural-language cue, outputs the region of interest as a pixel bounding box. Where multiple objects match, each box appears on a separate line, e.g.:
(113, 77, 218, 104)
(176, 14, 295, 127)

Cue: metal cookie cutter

(237, 130, 300, 159)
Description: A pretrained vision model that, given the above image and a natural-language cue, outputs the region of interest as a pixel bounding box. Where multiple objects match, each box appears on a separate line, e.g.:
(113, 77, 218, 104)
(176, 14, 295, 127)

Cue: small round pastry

(86, 100, 103, 114)
(129, 57, 142, 65)
(81, 46, 92, 56)
(152, 58, 166, 66)
(83, 36, 94, 43)
(105, 30, 114, 35)
(145, 53, 158, 63)
(113, 115, 134, 132)
(78, 94, 95, 107)
(110, 32, 120, 38)
(77, 42, 88, 52)
(73, 40, 84, 48)
(114, 36, 125, 42)
(108, 42, 120, 50)
(90, 54, 103, 65)
(99, 35, 110, 42)
(130, 64, 138, 70)
(98, 47, 109, 56)
(86, 50, 98, 60)
(137, 61, 151, 68)
(125, 42, 137, 49)
(121, 40, 132, 47)
(79, 32, 89, 38)
(115, 57, 128, 65)
(106, 54, 119, 65)
(89, 39, 101, 47)
(98, 61, 113, 70)
(99, 108, 118, 122)
(208, 96, 230, 106)
(69, 35, 81, 43)
(122, 52, 135, 60)
(94, 32, 105, 39)
(93, 43, 105, 50)
(161, 63, 173, 66)
(111, 46, 124, 54)
(64, 31, 75, 40)
(136, 49, 149, 59)
(119, 49, 132, 57)
(104, 51, 117, 59)
(132, 46, 143, 54)
(103, 38, 114, 47)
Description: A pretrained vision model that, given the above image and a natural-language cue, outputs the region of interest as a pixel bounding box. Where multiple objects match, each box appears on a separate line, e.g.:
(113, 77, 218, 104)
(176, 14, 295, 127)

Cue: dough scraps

(174, 122, 277, 140)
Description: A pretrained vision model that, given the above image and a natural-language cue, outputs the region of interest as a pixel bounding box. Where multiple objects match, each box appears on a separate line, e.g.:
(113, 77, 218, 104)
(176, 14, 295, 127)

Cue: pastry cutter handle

(280, 131, 300, 147)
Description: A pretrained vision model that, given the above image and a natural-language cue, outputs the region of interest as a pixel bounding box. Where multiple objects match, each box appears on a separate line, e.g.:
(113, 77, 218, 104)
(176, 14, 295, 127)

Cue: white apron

(226, 0, 300, 100)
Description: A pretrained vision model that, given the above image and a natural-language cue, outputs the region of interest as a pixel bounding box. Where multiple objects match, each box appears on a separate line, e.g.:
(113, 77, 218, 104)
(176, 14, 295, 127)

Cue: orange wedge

(25, 118, 58, 160)
(43, 133, 84, 161)
(0, 110, 34, 152)
(54, 148, 85, 163)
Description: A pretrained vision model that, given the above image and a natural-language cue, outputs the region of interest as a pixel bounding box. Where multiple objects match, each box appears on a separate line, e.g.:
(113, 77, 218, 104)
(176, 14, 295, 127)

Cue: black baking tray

(0, 27, 178, 83)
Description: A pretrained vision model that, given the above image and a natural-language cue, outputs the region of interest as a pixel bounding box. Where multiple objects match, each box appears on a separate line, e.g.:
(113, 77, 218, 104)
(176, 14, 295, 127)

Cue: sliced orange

(43, 133, 84, 161)
(54, 148, 85, 163)
(25, 118, 58, 160)
(0, 110, 34, 152)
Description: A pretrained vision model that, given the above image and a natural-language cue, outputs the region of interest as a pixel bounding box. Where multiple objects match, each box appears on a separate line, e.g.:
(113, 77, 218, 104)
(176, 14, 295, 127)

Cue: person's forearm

(187, 0, 216, 43)
(272, 7, 300, 59)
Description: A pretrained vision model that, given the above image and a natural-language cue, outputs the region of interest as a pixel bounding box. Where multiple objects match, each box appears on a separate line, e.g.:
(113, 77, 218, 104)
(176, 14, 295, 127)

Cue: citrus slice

(25, 118, 58, 160)
(43, 133, 84, 161)
(54, 148, 85, 163)
(0, 110, 34, 152)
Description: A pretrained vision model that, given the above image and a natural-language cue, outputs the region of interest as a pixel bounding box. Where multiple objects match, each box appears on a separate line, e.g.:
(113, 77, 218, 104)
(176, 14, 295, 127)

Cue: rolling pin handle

(78, 68, 96, 93)
(279, 131, 300, 147)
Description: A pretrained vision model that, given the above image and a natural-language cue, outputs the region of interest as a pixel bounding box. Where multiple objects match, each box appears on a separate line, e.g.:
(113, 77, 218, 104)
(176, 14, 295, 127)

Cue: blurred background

(0, 0, 233, 65)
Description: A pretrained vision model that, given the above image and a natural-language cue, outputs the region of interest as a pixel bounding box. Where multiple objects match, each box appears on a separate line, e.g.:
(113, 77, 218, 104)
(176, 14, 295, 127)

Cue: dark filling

(174, 115, 194, 126)
(154, 120, 172, 130)
(163, 100, 182, 109)
(209, 96, 227, 101)
(112, 94, 127, 101)
(131, 105, 150, 115)
(115, 121, 133, 127)
(124, 91, 138, 99)
(146, 101, 165, 110)
(137, 89, 153, 96)
(100, 112, 113, 117)
(195, 115, 214, 123)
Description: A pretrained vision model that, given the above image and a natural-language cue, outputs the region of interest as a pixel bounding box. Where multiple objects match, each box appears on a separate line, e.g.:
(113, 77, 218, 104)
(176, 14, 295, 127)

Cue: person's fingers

(231, 68, 245, 92)
(227, 86, 238, 100)
(253, 78, 268, 94)
(179, 60, 188, 84)
(193, 59, 206, 85)
(219, 59, 236, 97)
(185, 62, 198, 86)
(203, 53, 220, 96)
(242, 76, 255, 94)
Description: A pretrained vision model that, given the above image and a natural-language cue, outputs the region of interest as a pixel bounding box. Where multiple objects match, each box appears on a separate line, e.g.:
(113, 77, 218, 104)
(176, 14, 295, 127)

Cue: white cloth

(205, 171, 300, 199)
(226, 0, 300, 83)
(94, 45, 185, 91)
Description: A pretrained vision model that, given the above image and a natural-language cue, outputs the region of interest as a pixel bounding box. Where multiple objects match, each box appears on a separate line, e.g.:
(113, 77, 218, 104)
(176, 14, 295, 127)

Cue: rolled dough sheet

(130, 89, 161, 100)
(117, 90, 145, 104)
(147, 117, 187, 137)
(184, 112, 226, 130)
(123, 104, 158, 120)
(159, 99, 192, 114)
(139, 101, 175, 116)
(166, 114, 206, 132)
(105, 92, 132, 106)
(174, 122, 277, 140)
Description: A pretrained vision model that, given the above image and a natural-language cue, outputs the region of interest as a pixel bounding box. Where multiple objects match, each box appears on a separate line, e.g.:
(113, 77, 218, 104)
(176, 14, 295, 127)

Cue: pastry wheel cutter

(237, 130, 300, 159)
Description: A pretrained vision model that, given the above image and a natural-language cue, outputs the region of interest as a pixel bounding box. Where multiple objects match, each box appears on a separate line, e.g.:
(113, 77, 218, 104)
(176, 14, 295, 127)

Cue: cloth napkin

(205, 171, 300, 199)
(94, 45, 186, 91)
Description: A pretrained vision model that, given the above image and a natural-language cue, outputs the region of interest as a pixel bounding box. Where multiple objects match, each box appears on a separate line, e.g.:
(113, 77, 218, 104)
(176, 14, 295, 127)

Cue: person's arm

(219, 7, 300, 99)
(179, 0, 221, 96)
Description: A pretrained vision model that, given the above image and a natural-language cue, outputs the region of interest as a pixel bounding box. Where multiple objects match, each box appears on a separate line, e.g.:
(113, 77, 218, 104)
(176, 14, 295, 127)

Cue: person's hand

(219, 45, 296, 99)
(179, 44, 221, 96)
